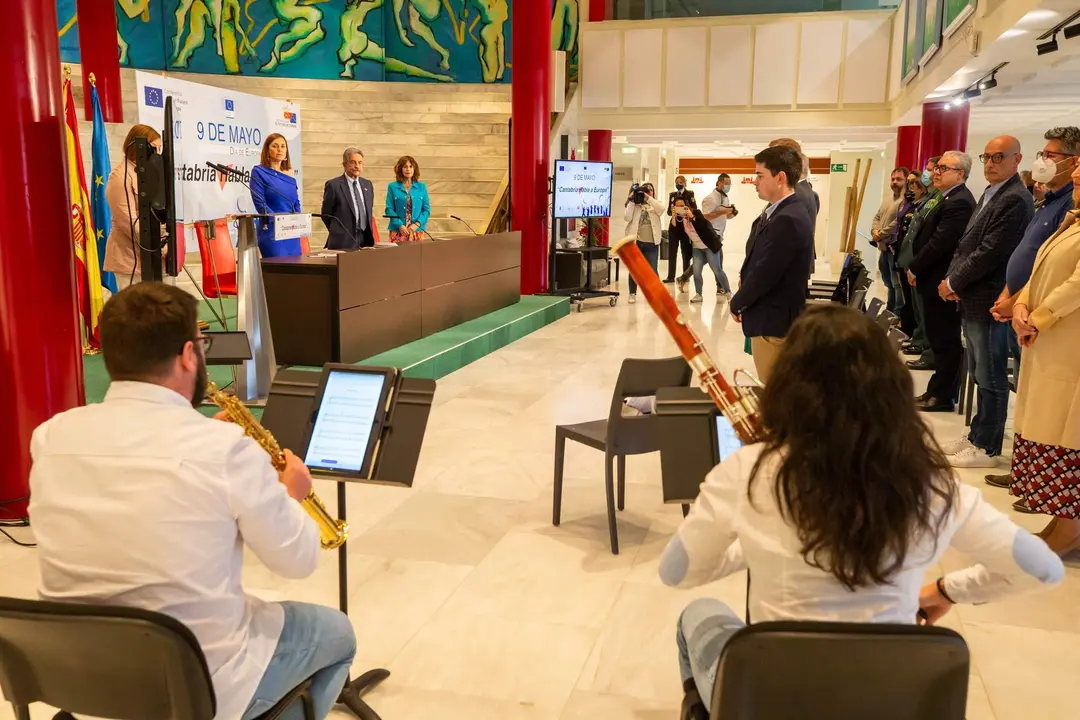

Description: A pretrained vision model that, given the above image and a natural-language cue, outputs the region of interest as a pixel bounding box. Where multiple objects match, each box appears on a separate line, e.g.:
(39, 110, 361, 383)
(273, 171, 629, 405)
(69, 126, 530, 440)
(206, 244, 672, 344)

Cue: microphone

(311, 213, 361, 251)
(449, 214, 480, 235)
(205, 161, 296, 213)
(383, 213, 438, 242)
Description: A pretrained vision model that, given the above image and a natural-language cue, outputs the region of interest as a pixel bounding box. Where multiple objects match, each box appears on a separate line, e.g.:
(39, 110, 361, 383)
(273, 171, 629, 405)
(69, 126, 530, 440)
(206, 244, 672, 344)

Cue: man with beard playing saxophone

(28, 283, 355, 720)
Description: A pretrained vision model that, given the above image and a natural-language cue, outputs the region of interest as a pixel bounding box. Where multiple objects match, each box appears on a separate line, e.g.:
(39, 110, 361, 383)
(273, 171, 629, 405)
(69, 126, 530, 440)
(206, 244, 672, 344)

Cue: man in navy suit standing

(320, 147, 375, 250)
(730, 145, 815, 382)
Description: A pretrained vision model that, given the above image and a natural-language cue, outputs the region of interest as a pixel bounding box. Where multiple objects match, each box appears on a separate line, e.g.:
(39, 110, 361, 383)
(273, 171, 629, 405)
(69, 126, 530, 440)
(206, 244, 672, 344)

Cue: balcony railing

(612, 0, 898, 20)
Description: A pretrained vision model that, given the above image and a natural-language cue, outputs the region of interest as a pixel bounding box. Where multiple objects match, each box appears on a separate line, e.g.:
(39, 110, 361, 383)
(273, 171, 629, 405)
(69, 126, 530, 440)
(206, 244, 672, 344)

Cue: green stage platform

(82, 295, 569, 405)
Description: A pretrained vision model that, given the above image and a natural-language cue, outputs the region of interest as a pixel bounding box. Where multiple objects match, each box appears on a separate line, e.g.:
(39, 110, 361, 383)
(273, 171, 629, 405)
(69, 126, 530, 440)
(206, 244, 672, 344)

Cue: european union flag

(144, 86, 164, 108)
(90, 84, 117, 294)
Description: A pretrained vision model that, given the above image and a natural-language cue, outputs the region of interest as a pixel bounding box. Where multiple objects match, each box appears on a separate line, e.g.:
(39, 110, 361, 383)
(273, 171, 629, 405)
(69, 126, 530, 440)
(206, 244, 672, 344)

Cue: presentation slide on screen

(554, 161, 613, 219)
(305, 372, 386, 473)
(135, 70, 302, 224)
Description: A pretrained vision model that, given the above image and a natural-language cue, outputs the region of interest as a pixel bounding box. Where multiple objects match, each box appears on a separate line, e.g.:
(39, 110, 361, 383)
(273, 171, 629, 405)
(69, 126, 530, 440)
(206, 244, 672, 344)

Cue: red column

(0, 0, 84, 519)
(588, 129, 612, 246)
(511, 0, 552, 294)
(895, 125, 921, 172)
(918, 101, 970, 170)
(76, 0, 122, 122)
(589, 0, 611, 22)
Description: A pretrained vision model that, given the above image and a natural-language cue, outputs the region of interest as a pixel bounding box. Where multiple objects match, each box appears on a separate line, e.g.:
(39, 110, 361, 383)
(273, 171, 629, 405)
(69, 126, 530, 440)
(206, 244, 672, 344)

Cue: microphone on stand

(205, 161, 296, 212)
(449, 215, 480, 235)
(311, 213, 361, 251)
(384, 212, 439, 242)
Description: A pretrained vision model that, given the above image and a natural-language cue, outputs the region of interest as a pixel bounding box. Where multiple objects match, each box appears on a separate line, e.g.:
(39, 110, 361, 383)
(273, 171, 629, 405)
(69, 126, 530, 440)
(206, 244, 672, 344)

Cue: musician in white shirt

(659, 304, 1064, 718)
(29, 283, 355, 720)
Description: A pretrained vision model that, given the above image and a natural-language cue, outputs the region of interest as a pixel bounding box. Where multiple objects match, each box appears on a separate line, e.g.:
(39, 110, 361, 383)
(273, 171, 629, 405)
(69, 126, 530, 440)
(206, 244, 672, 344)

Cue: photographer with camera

(665, 175, 697, 283)
(623, 181, 666, 304)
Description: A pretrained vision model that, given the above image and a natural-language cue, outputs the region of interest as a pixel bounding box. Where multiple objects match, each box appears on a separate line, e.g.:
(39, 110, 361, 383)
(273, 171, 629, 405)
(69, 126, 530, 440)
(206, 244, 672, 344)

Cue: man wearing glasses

(28, 283, 357, 720)
(905, 150, 977, 414)
(985, 127, 1079, 487)
(937, 137, 1035, 469)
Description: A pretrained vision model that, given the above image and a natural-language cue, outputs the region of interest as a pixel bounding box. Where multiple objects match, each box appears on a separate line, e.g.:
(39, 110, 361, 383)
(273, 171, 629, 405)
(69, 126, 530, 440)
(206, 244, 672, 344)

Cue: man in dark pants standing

(905, 150, 977, 413)
(939, 136, 1034, 468)
(664, 175, 696, 283)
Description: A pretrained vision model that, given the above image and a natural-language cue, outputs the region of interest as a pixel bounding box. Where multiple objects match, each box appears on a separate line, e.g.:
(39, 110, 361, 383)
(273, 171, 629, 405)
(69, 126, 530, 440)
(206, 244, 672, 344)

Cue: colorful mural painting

(57, 0, 581, 85)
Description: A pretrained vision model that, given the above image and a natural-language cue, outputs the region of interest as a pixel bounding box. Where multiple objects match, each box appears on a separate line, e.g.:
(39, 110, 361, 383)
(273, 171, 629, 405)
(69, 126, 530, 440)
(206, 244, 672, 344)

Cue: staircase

(67, 67, 510, 247)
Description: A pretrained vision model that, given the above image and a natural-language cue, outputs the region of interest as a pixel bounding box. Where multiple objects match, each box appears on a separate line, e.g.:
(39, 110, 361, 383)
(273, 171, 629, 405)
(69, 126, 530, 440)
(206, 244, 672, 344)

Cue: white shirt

(701, 189, 731, 237)
(660, 445, 1063, 623)
(29, 382, 321, 720)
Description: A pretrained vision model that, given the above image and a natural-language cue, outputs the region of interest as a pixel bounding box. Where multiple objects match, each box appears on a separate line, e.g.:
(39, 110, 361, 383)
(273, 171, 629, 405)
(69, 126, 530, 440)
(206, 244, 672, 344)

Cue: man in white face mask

(985, 126, 1079, 489)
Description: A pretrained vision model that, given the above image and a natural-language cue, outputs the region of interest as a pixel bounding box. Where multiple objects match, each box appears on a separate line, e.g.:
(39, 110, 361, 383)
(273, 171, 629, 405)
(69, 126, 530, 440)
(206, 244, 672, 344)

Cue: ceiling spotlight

(978, 76, 997, 91)
(963, 87, 982, 100)
(1037, 34, 1059, 55)
(1065, 23, 1080, 40)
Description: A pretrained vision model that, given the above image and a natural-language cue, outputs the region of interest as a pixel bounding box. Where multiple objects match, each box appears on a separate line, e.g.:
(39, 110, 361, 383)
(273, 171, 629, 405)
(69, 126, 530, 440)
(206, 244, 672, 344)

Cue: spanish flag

(63, 76, 105, 350)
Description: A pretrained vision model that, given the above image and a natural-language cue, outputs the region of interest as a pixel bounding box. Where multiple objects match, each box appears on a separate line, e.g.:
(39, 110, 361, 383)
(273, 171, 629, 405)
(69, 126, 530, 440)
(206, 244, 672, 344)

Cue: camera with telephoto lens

(630, 183, 647, 205)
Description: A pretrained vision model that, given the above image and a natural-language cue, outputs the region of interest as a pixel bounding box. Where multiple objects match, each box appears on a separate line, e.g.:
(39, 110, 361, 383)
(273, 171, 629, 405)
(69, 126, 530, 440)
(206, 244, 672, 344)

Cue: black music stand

(261, 367, 436, 720)
(654, 387, 717, 510)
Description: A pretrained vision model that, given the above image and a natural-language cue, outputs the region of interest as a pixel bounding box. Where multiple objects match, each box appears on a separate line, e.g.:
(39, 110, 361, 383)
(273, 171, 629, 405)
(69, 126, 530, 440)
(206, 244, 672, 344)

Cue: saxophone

(610, 236, 766, 445)
(207, 382, 349, 550)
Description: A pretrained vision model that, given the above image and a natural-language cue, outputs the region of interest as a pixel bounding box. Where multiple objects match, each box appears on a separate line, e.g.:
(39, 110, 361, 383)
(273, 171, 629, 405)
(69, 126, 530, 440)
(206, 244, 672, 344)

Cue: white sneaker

(629, 295, 636, 304)
(677, 277, 689, 294)
(949, 446, 1000, 469)
(940, 436, 973, 456)
(690, 294, 703, 303)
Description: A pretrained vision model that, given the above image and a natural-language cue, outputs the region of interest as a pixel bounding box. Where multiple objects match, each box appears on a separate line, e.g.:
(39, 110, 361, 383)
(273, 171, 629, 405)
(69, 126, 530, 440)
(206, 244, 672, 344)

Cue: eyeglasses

(193, 335, 213, 353)
(932, 165, 962, 174)
(1037, 150, 1076, 160)
(978, 152, 1018, 164)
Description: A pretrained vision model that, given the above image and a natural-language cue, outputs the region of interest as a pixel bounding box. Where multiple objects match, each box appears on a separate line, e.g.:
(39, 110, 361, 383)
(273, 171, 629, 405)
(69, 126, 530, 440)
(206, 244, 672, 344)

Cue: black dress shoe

(985, 474, 1011, 489)
(916, 396, 954, 412)
(915, 391, 931, 402)
(906, 359, 936, 371)
(902, 345, 923, 356)
(1012, 498, 1037, 514)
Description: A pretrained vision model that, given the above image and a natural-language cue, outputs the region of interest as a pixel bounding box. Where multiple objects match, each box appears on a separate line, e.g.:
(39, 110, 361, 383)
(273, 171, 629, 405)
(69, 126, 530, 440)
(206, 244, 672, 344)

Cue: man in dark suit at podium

(321, 147, 375, 250)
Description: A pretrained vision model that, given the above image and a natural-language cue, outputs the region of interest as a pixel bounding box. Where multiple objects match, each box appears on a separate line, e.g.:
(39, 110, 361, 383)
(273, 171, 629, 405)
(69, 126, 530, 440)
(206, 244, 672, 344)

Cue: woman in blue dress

(249, 133, 303, 257)
(385, 155, 431, 243)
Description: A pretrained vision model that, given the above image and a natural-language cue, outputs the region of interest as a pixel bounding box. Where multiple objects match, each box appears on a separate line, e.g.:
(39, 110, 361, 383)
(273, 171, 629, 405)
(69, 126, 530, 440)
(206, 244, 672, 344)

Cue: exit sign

(830, 163, 848, 172)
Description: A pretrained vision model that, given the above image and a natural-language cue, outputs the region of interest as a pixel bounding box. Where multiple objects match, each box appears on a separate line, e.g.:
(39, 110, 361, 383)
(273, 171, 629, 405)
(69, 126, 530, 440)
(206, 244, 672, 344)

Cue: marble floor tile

(347, 491, 527, 566)
(962, 622, 1080, 720)
(389, 609, 597, 713)
(337, 685, 559, 720)
(559, 690, 679, 720)
(439, 531, 635, 628)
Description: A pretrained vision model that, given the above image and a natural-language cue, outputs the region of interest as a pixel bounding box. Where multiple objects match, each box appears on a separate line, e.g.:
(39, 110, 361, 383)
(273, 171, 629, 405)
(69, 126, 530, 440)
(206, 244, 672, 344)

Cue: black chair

(873, 309, 898, 331)
(710, 621, 970, 720)
(552, 357, 691, 554)
(865, 296, 884, 319)
(887, 326, 909, 352)
(0, 596, 315, 720)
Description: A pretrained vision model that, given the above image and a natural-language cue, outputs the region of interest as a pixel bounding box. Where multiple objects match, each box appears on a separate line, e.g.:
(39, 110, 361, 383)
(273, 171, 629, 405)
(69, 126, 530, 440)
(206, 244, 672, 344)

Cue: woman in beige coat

(1011, 174, 1080, 555)
(104, 124, 161, 289)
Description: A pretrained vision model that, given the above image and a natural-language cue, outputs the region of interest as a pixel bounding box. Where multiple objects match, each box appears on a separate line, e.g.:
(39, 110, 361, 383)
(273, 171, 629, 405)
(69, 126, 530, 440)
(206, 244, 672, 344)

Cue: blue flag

(90, 84, 117, 294)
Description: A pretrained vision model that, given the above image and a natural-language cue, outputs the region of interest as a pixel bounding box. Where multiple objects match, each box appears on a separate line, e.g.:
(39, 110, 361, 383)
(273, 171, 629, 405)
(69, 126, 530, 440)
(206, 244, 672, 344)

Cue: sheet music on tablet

(304, 371, 386, 472)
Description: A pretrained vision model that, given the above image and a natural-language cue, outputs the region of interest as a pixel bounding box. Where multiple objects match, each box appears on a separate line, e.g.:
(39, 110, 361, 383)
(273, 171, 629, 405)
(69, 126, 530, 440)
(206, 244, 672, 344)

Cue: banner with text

(135, 71, 303, 224)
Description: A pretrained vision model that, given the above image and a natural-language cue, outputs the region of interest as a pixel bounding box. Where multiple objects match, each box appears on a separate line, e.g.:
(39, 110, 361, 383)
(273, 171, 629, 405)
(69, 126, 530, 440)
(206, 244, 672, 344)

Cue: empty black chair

(874, 309, 898, 331)
(865, 296, 884, 318)
(709, 621, 969, 720)
(887, 326, 909, 352)
(0, 596, 315, 720)
(552, 357, 691, 554)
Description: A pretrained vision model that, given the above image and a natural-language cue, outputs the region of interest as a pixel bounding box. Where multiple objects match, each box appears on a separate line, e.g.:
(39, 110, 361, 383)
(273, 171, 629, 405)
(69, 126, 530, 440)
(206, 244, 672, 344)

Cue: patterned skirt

(1010, 434, 1080, 519)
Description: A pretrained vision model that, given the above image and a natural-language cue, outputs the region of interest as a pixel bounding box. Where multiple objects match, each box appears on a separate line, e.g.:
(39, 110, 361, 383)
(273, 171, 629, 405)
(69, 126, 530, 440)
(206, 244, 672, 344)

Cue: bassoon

(610, 236, 765, 445)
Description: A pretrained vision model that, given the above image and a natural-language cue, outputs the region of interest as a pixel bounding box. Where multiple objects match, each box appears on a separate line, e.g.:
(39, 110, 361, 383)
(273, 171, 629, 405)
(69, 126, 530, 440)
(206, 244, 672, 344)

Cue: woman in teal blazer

(385, 155, 432, 242)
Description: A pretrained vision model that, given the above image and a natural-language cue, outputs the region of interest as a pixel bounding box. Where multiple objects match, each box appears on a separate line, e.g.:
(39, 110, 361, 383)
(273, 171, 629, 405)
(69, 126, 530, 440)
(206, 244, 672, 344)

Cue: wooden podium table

(261, 232, 521, 366)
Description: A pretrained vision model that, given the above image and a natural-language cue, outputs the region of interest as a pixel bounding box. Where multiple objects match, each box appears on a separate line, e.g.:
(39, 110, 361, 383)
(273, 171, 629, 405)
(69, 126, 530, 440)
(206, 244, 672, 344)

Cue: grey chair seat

(552, 357, 692, 555)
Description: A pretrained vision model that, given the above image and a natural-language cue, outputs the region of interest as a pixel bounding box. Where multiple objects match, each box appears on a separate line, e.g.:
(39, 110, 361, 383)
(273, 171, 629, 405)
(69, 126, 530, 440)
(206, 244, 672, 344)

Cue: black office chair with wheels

(0, 596, 315, 720)
(709, 621, 970, 720)
(552, 357, 691, 554)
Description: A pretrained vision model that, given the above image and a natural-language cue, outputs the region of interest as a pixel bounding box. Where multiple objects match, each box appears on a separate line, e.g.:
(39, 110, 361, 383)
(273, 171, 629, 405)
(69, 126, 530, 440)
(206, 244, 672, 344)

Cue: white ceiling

(929, 1, 1080, 134)
(614, 126, 896, 158)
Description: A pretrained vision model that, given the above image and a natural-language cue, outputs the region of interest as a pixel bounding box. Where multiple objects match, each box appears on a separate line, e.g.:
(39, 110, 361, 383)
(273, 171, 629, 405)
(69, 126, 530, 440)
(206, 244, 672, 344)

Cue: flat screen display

(715, 414, 743, 464)
(553, 160, 613, 219)
(304, 370, 388, 474)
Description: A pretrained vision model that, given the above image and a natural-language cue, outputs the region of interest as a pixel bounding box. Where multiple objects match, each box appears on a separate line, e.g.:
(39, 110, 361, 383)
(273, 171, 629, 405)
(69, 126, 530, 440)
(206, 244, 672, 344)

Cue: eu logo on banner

(144, 86, 164, 109)
(224, 98, 235, 118)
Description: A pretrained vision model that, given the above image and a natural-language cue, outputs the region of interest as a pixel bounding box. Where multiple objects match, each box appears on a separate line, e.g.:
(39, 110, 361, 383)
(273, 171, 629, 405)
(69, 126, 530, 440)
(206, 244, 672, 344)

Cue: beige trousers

(750, 335, 785, 384)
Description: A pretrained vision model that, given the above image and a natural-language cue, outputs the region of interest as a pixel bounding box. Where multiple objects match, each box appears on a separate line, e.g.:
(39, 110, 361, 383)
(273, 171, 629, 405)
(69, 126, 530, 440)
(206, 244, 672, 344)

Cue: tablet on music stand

(714, 413, 743, 465)
(302, 365, 397, 479)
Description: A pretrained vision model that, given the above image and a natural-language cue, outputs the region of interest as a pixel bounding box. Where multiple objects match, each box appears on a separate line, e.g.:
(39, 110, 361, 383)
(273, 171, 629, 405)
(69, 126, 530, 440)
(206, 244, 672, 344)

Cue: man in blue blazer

(320, 147, 375, 250)
(730, 145, 815, 382)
